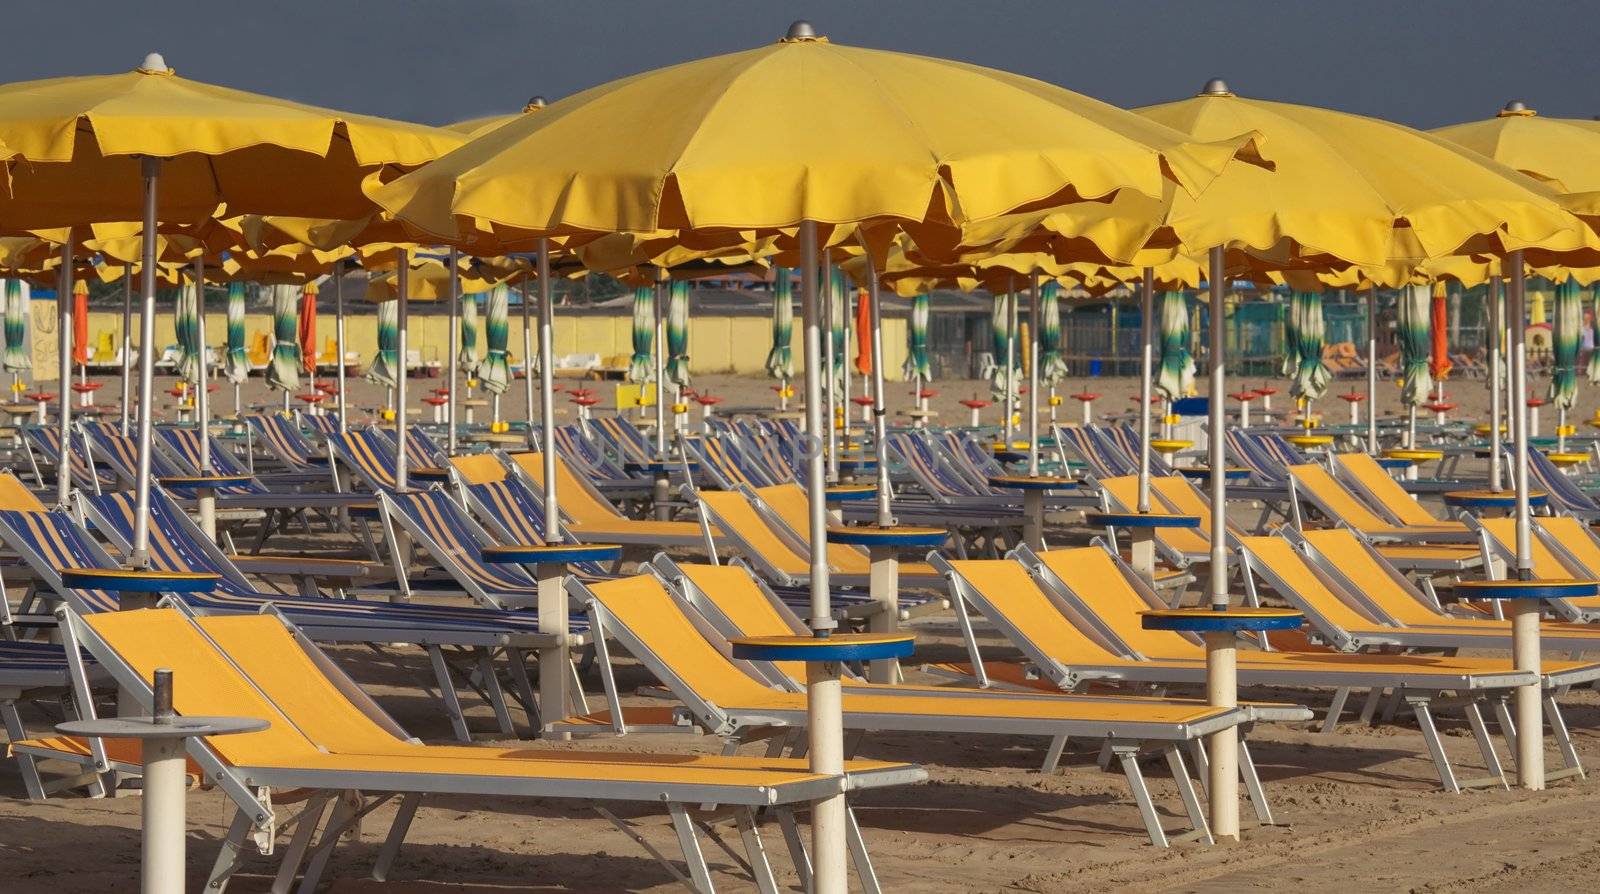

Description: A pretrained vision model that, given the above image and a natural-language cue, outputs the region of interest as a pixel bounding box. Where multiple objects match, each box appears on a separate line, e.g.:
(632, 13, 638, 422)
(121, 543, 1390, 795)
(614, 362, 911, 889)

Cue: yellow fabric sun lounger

(500, 450, 719, 545)
(1333, 453, 1462, 528)
(1472, 516, 1600, 622)
(19, 607, 918, 891)
(1289, 463, 1474, 543)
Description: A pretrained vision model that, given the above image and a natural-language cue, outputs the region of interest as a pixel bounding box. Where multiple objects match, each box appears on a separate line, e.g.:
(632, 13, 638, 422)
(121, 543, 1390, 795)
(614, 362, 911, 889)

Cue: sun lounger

(1288, 462, 1478, 550)
(1471, 515, 1600, 622)
(932, 546, 1562, 791)
(21, 425, 113, 494)
(571, 571, 1245, 847)
(1522, 447, 1600, 521)
(17, 606, 917, 891)
(244, 413, 328, 473)
(495, 450, 719, 548)
(326, 428, 409, 491)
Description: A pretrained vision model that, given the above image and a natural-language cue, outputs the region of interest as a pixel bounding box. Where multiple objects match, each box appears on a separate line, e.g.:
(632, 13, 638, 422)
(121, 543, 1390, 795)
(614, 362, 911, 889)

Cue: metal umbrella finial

(1499, 100, 1535, 117)
(1200, 78, 1232, 96)
(139, 52, 171, 74)
(525, 96, 547, 111)
(785, 20, 818, 40)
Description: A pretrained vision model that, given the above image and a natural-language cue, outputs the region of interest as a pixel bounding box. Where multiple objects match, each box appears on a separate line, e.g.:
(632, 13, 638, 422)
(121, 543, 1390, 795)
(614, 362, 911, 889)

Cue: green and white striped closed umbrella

(1037, 281, 1069, 385)
(988, 292, 1020, 398)
(173, 283, 202, 384)
(1550, 278, 1581, 409)
(1289, 291, 1331, 401)
(627, 285, 654, 384)
(829, 266, 848, 387)
(1588, 284, 1600, 384)
(665, 279, 690, 386)
(1156, 291, 1195, 399)
(481, 284, 511, 395)
(265, 284, 301, 392)
(765, 268, 794, 380)
(1279, 293, 1300, 378)
(902, 292, 932, 383)
(1397, 284, 1433, 406)
(2, 279, 30, 374)
(222, 282, 249, 385)
(459, 291, 482, 378)
(366, 298, 400, 389)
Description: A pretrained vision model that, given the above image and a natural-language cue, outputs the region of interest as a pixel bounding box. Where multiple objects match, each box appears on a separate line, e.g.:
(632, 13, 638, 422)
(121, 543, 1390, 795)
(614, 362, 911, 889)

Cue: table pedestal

(1129, 528, 1158, 583)
(1022, 489, 1044, 552)
(1203, 631, 1239, 838)
(536, 561, 568, 740)
(1510, 598, 1543, 790)
(826, 526, 943, 684)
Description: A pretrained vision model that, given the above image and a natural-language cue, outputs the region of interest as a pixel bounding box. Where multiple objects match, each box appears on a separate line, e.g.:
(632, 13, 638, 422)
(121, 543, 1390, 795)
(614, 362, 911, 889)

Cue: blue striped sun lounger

(245, 413, 328, 472)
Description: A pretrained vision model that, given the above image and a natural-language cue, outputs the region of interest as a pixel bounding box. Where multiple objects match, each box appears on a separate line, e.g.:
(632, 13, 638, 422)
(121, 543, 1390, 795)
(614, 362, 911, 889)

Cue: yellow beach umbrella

(446, 96, 547, 139)
(0, 51, 467, 562)
(1433, 103, 1600, 221)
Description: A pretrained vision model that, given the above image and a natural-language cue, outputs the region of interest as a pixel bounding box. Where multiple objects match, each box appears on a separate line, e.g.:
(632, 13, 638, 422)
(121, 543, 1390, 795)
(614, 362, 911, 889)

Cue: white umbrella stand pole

(1366, 286, 1378, 453)
(654, 274, 667, 458)
(861, 246, 893, 529)
(799, 221, 845, 894)
(1003, 285, 1017, 445)
(394, 257, 410, 491)
(822, 253, 839, 484)
(130, 160, 163, 569)
(521, 279, 536, 447)
(120, 272, 133, 434)
(1206, 245, 1239, 840)
(446, 248, 460, 458)
(1137, 268, 1154, 513)
(335, 262, 348, 432)
(55, 237, 74, 509)
(1027, 275, 1040, 477)
(1505, 251, 1546, 791)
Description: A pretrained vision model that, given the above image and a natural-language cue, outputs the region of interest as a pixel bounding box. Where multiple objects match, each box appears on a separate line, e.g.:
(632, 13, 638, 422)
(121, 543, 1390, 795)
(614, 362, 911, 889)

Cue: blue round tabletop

(407, 467, 451, 482)
(346, 503, 381, 519)
(1442, 490, 1548, 509)
(1376, 457, 1414, 470)
(1177, 467, 1251, 482)
(730, 633, 916, 663)
(481, 543, 624, 565)
(626, 460, 697, 474)
(1085, 511, 1201, 529)
(159, 473, 253, 490)
(824, 485, 878, 502)
(1453, 579, 1600, 601)
(60, 567, 221, 594)
(837, 458, 879, 470)
(1141, 607, 1304, 633)
(826, 525, 946, 548)
(987, 475, 1076, 491)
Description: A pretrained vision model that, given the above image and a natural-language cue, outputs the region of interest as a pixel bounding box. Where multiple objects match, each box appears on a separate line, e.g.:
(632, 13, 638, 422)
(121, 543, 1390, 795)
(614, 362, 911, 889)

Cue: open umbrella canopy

(369, 25, 1263, 251)
(0, 55, 466, 229)
(1434, 104, 1600, 221)
(445, 97, 546, 139)
(481, 283, 511, 395)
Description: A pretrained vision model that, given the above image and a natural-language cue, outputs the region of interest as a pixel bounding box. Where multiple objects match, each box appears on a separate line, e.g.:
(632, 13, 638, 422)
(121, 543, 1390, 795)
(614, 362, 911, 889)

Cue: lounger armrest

(226, 555, 377, 580)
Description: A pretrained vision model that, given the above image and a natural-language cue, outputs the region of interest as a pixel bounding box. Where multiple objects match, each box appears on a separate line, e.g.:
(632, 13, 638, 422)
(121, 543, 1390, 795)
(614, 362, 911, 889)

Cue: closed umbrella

(765, 268, 794, 407)
(71, 281, 89, 368)
(1588, 284, 1600, 384)
(223, 282, 249, 385)
(1037, 282, 1068, 384)
(266, 283, 301, 395)
(2, 280, 30, 389)
(173, 282, 201, 385)
(1289, 291, 1331, 427)
(459, 289, 481, 379)
(853, 286, 872, 376)
(1398, 284, 1433, 445)
(665, 279, 690, 387)
(627, 285, 654, 384)
(1551, 278, 1581, 450)
(1156, 290, 1195, 400)
(987, 292, 1018, 399)
(1428, 283, 1453, 385)
(298, 282, 319, 382)
(903, 291, 932, 386)
(1280, 293, 1301, 378)
(482, 283, 511, 430)
(367, 297, 400, 396)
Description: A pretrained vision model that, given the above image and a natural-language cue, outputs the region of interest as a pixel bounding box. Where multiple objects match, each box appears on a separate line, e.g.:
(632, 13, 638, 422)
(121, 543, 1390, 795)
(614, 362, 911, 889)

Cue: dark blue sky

(14, 1, 1598, 130)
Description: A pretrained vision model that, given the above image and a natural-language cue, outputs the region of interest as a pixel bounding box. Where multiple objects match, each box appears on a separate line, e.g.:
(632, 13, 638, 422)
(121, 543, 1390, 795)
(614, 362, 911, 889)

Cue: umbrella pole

(120, 272, 134, 435)
(1137, 268, 1154, 513)
(1366, 286, 1378, 453)
(335, 262, 347, 433)
(861, 246, 893, 528)
(1205, 244, 1240, 840)
(797, 220, 845, 894)
(521, 279, 536, 447)
(394, 256, 410, 491)
(54, 237, 73, 509)
(823, 253, 838, 484)
(446, 248, 460, 458)
(1505, 250, 1546, 791)
(1027, 274, 1040, 477)
(841, 284, 853, 454)
(130, 159, 162, 568)
(537, 240, 560, 542)
(1003, 284, 1017, 445)
(194, 259, 210, 473)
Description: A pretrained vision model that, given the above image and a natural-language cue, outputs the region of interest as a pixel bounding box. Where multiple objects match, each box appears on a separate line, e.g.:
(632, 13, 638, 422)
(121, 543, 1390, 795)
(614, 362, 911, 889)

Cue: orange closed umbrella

(853, 287, 872, 375)
(71, 280, 89, 367)
(1429, 281, 1452, 381)
(298, 282, 319, 376)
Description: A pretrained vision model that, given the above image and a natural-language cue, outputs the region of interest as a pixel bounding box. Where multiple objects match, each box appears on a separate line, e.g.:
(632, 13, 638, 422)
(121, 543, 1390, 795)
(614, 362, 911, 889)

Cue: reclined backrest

(1477, 517, 1568, 579)
(1239, 535, 1385, 631)
(1097, 476, 1212, 554)
(1334, 453, 1439, 526)
(1034, 547, 1202, 657)
(0, 509, 118, 610)
(755, 484, 871, 574)
(1287, 464, 1391, 530)
(0, 471, 46, 511)
(947, 557, 1128, 664)
(447, 453, 506, 485)
(1297, 529, 1449, 626)
(677, 563, 808, 681)
(697, 490, 810, 576)
(509, 451, 625, 524)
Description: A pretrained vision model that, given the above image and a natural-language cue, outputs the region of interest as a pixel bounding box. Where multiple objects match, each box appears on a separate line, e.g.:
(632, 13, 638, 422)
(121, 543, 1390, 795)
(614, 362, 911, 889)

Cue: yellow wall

(42, 308, 910, 380)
